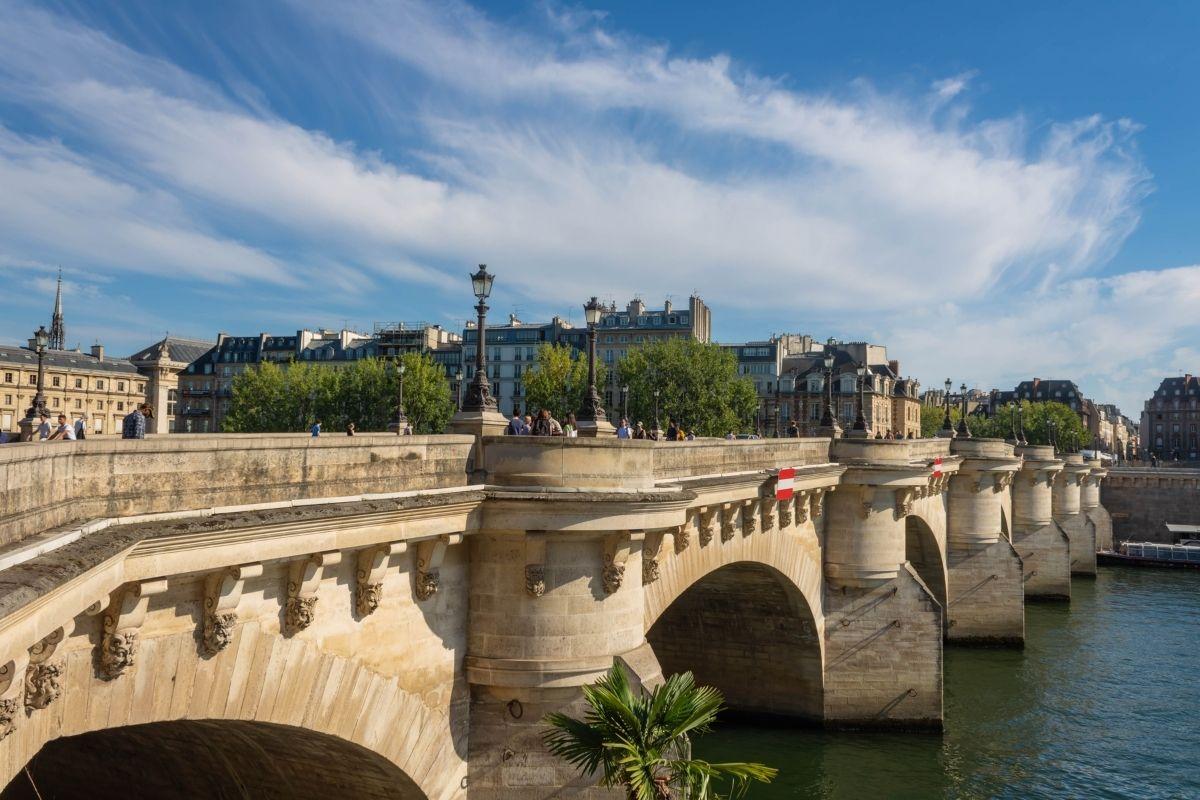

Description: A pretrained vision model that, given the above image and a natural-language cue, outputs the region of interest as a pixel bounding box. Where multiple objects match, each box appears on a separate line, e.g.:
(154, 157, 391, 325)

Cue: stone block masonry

(944, 539, 1024, 645)
(1013, 522, 1071, 600)
(1102, 470, 1200, 544)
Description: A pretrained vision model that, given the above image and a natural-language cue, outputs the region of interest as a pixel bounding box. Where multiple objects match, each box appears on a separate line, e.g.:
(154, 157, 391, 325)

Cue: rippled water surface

(696, 569, 1200, 799)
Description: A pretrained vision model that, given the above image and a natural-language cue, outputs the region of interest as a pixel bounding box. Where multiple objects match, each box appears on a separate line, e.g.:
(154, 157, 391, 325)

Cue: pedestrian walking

(311, 420, 322, 437)
(47, 413, 76, 441)
(121, 404, 147, 440)
(346, 422, 356, 436)
(74, 414, 87, 440)
(787, 421, 799, 438)
(505, 413, 527, 435)
(616, 418, 632, 439)
(563, 413, 579, 438)
(35, 412, 51, 440)
(634, 422, 647, 440)
(666, 418, 679, 441)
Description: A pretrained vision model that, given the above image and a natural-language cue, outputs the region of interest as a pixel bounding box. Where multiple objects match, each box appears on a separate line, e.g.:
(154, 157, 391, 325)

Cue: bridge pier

(1053, 454, 1096, 576)
(944, 439, 1024, 646)
(1011, 445, 1070, 600)
(822, 448, 945, 730)
(1082, 460, 1112, 552)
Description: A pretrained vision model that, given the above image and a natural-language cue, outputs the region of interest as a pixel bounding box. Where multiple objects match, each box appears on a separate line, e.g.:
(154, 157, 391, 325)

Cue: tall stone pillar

(822, 440, 943, 729)
(1053, 453, 1096, 576)
(1011, 445, 1070, 600)
(944, 439, 1023, 645)
(1081, 459, 1112, 552)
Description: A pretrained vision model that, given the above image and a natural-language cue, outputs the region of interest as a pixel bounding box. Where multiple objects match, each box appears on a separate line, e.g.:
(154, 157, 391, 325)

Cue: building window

(4, 394, 11, 405)
(52, 376, 61, 387)
(117, 402, 125, 411)
(97, 380, 105, 390)
(137, 383, 145, 393)
(4, 372, 12, 383)
(75, 378, 82, 388)
(28, 375, 36, 385)
(74, 399, 81, 409)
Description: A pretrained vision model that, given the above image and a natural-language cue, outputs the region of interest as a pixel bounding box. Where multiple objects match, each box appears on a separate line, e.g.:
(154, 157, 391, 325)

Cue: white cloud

(0, 0, 1178, 413)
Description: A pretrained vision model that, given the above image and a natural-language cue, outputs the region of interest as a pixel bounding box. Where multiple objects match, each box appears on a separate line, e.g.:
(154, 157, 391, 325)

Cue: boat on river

(1099, 536, 1200, 569)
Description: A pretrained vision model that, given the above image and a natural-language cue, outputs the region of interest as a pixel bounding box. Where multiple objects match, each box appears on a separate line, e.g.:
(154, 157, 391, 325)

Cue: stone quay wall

(0, 434, 476, 547)
(1102, 469, 1200, 544)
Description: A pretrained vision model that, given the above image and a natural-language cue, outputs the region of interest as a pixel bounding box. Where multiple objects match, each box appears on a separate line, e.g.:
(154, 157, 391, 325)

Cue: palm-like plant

(543, 665, 776, 799)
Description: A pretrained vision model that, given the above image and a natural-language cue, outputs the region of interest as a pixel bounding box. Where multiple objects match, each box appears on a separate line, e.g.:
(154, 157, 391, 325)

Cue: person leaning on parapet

(36, 412, 51, 440)
(505, 412, 529, 435)
(47, 413, 76, 441)
(73, 413, 87, 440)
(346, 422, 356, 436)
(121, 403, 148, 440)
(310, 420, 322, 437)
(787, 421, 799, 438)
(633, 421, 647, 440)
(666, 418, 679, 441)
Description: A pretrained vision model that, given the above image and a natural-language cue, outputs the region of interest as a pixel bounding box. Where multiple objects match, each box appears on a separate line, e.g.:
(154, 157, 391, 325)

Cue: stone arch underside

(0, 623, 465, 800)
(905, 514, 947, 610)
(3, 719, 428, 800)
(644, 533, 825, 721)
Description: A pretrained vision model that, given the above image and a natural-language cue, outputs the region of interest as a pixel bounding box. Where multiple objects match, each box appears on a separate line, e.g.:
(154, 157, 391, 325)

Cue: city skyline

(3, 1, 1200, 415)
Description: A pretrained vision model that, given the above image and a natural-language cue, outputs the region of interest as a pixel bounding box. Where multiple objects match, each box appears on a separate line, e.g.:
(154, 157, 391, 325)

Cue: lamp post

(455, 370, 464, 411)
(818, 352, 841, 438)
(621, 384, 629, 423)
(652, 388, 661, 439)
(850, 362, 870, 436)
(1008, 401, 1019, 444)
(939, 378, 955, 437)
(1048, 417, 1058, 452)
(389, 360, 409, 434)
(461, 265, 497, 413)
(1016, 402, 1027, 445)
(956, 382, 971, 438)
(774, 378, 782, 438)
(576, 296, 611, 436)
(18, 326, 50, 440)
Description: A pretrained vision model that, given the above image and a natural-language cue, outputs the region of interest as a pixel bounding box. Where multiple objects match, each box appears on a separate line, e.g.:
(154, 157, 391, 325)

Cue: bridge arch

(4, 719, 427, 800)
(0, 623, 464, 800)
(644, 531, 824, 721)
(905, 514, 947, 610)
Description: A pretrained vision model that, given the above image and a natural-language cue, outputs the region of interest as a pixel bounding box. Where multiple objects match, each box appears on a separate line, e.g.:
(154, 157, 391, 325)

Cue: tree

(972, 401, 1088, 451)
(543, 665, 776, 800)
(223, 354, 453, 434)
(523, 343, 606, 422)
(617, 339, 758, 437)
(919, 403, 960, 438)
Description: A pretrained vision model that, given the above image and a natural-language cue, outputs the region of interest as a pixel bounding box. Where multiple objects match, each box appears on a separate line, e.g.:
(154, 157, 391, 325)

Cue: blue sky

(2, 0, 1198, 416)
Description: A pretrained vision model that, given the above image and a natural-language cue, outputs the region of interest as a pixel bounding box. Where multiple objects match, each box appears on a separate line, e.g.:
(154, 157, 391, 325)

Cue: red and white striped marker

(776, 467, 795, 500)
(932, 457, 943, 478)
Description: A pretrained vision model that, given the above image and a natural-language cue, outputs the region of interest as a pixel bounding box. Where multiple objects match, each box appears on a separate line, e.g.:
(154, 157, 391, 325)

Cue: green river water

(696, 568, 1200, 800)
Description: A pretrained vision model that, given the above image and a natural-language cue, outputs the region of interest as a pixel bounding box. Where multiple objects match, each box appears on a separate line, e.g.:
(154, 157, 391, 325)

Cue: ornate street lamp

(940, 378, 955, 437)
(455, 370, 464, 411)
(389, 360, 408, 434)
(820, 352, 840, 438)
(461, 265, 497, 413)
(774, 378, 782, 438)
(27, 325, 49, 419)
(621, 384, 629, 423)
(956, 382, 971, 438)
(577, 296, 607, 425)
(851, 362, 870, 435)
(653, 387, 661, 437)
(1008, 400, 1019, 444)
(1047, 417, 1059, 452)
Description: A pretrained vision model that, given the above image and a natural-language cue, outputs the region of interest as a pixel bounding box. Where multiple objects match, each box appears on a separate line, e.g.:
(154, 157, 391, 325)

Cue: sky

(2, 0, 1199, 417)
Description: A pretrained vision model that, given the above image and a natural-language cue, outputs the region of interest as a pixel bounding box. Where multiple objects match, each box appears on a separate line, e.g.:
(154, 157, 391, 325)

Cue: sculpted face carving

(285, 596, 318, 632)
(416, 569, 440, 601)
(25, 662, 63, 711)
(602, 560, 625, 594)
(525, 565, 546, 598)
(203, 611, 238, 655)
(355, 582, 383, 616)
(0, 697, 16, 740)
(100, 630, 139, 679)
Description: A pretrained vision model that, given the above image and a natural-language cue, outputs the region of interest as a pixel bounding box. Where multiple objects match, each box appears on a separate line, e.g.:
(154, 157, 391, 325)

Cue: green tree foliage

(617, 339, 758, 437)
(919, 403, 960, 438)
(543, 665, 776, 800)
(522, 343, 606, 421)
(970, 401, 1088, 451)
(223, 354, 453, 434)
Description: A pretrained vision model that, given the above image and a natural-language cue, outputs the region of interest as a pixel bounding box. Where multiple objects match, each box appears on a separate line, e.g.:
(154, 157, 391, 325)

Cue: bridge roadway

(0, 433, 1111, 799)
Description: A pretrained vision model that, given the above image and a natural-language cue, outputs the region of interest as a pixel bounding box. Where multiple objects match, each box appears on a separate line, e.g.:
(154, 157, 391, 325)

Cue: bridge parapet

(0, 434, 475, 548)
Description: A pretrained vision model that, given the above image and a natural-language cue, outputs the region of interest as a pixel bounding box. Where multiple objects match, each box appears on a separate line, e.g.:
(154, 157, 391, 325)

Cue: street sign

(776, 467, 795, 500)
(932, 457, 943, 478)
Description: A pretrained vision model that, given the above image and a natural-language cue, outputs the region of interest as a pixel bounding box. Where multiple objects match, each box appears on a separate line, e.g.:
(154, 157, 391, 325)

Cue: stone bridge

(0, 433, 1110, 799)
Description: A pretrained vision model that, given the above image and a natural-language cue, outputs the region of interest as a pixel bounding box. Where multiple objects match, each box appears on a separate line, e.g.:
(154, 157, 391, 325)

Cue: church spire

(48, 268, 65, 351)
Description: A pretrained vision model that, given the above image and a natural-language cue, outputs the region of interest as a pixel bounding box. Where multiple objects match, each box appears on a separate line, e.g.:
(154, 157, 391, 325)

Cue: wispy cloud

(0, 0, 1170, 412)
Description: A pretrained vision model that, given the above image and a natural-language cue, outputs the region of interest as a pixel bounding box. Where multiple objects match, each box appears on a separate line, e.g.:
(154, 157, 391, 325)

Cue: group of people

(3, 403, 154, 443)
(504, 409, 582, 437)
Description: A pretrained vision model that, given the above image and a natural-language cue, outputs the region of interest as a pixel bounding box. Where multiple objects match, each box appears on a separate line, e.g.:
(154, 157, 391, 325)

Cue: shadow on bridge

(1, 719, 428, 800)
(646, 562, 823, 722)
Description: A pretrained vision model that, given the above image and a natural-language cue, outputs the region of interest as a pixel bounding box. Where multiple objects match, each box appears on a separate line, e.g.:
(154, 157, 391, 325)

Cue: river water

(697, 569, 1200, 799)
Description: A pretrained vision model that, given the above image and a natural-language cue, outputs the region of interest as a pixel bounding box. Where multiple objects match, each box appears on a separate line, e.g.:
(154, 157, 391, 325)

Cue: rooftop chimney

(91, 343, 104, 361)
(664, 299, 673, 314)
(888, 359, 900, 375)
